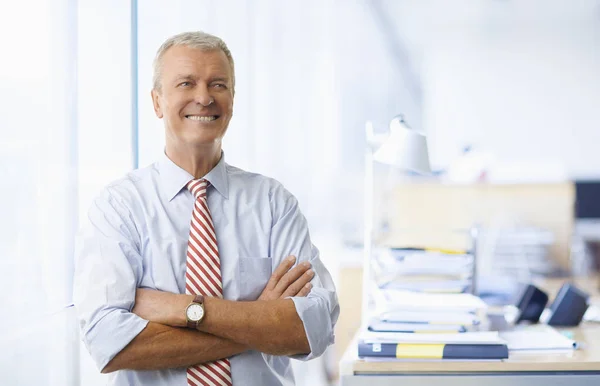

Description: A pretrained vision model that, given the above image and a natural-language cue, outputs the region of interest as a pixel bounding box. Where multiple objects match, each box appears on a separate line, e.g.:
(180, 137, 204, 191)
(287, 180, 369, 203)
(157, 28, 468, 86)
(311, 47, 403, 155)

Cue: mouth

(185, 115, 219, 122)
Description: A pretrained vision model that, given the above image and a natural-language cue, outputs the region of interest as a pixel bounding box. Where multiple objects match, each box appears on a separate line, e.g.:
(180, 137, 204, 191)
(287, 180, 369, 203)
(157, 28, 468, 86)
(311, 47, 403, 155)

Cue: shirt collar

(158, 150, 229, 201)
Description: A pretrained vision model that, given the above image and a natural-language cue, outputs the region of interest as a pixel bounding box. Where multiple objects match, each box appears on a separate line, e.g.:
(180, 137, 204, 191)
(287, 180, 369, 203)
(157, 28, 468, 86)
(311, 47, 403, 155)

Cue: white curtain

(77, 0, 137, 384)
(0, 0, 137, 384)
(0, 0, 78, 384)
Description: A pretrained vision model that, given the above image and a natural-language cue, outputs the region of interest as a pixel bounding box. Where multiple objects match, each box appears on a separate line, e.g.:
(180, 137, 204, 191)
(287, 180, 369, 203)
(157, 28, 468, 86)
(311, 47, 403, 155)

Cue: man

(73, 31, 339, 386)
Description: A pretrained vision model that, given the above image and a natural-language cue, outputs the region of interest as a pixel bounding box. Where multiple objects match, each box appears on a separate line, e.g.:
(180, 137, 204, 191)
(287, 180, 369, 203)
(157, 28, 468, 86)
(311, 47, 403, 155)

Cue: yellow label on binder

(424, 248, 466, 255)
(396, 344, 445, 359)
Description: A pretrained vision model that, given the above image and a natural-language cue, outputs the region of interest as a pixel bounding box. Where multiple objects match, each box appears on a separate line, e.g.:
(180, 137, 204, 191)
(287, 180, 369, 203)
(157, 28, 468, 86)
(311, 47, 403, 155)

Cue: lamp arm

(362, 144, 374, 324)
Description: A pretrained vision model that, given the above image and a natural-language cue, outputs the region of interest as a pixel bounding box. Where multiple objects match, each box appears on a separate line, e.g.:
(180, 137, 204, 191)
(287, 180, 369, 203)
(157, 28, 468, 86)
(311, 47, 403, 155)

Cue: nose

(195, 85, 214, 107)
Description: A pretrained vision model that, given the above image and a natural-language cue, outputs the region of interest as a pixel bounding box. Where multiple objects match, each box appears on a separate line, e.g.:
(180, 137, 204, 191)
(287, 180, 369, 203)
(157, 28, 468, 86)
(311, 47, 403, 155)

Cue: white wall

(390, 0, 600, 179)
(425, 26, 600, 180)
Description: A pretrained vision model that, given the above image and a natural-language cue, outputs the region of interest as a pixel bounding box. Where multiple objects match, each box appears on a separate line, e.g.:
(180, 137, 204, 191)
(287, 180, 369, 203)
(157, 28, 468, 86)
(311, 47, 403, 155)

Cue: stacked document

(358, 329, 509, 360)
(375, 291, 488, 315)
(488, 227, 557, 276)
(360, 291, 505, 359)
(372, 248, 475, 294)
(370, 292, 487, 334)
(361, 246, 504, 360)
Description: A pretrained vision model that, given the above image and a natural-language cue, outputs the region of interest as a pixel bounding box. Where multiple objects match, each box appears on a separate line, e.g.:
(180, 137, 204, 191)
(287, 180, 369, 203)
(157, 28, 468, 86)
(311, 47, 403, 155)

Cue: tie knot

(187, 179, 208, 199)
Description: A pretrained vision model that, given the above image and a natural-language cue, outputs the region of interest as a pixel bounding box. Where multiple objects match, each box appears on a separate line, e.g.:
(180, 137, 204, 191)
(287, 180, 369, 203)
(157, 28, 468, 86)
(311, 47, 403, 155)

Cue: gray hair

(152, 31, 235, 93)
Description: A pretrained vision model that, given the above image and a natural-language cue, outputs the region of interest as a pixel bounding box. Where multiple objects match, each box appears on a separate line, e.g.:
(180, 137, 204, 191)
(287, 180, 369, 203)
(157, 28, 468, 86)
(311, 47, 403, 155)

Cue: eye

(212, 83, 227, 89)
(178, 81, 192, 87)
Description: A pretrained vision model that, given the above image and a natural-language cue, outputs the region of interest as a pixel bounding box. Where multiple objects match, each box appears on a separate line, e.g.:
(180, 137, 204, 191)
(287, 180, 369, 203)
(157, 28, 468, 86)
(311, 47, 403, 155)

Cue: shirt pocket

(238, 257, 272, 301)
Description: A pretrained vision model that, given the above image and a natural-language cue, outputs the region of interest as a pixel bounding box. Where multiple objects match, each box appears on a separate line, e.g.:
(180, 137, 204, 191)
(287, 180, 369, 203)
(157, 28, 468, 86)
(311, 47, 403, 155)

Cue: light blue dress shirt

(73, 152, 339, 386)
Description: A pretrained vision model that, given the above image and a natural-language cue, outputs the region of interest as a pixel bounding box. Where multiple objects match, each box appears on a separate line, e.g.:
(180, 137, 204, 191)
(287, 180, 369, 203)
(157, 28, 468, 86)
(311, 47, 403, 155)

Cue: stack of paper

(372, 248, 475, 294)
(485, 226, 561, 277)
(378, 291, 488, 313)
(369, 292, 487, 334)
(361, 246, 501, 360)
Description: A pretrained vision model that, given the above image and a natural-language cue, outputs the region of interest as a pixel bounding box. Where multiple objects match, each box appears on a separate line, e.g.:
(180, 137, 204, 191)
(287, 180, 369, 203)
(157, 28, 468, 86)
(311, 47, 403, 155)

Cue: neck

(165, 142, 222, 179)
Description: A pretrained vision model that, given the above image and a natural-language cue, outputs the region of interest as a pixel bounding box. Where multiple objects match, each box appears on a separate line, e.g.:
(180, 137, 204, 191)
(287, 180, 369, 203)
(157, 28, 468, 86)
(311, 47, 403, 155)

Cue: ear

(151, 89, 163, 119)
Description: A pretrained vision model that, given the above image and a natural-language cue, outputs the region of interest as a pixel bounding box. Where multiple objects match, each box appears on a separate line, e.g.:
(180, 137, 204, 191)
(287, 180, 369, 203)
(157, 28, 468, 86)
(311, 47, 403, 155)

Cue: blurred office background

(1, 0, 600, 384)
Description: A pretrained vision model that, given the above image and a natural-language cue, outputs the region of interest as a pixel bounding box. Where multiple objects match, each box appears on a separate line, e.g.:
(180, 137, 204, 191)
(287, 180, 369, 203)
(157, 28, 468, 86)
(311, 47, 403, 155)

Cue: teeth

(186, 115, 216, 122)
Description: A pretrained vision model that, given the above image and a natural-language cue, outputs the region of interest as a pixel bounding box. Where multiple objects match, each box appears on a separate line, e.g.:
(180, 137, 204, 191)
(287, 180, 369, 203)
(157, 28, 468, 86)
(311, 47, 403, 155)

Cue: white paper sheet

(360, 330, 503, 345)
(499, 325, 577, 351)
(379, 310, 481, 326)
(381, 291, 488, 313)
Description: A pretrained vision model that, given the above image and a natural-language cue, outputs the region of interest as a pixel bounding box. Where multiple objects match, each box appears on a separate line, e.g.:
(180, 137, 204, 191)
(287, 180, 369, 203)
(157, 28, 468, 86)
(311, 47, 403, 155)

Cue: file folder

(379, 310, 480, 326)
(368, 320, 467, 333)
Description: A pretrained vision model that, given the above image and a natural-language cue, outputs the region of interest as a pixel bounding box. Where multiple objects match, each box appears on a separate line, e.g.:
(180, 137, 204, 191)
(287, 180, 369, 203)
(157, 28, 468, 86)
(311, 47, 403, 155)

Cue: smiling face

(151, 45, 234, 150)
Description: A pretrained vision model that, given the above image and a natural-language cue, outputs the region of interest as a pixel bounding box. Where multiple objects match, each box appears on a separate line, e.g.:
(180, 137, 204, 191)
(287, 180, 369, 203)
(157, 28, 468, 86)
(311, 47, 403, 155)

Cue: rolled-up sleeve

(269, 183, 340, 360)
(73, 187, 148, 371)
(289, 251, 339, 360)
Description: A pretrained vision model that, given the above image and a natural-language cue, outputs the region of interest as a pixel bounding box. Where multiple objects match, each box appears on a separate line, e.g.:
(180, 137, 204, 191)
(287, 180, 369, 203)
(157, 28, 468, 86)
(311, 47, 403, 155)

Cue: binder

(358, 341, 509, 360)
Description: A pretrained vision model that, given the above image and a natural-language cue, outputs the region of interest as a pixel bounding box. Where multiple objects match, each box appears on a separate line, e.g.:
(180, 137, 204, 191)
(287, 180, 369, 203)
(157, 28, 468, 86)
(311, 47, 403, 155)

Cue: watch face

(186, 304, 204, 321)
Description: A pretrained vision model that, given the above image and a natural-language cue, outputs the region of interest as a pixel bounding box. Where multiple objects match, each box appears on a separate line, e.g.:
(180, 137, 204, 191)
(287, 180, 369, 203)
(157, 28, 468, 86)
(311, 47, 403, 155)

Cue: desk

(340, 277, 600, 385)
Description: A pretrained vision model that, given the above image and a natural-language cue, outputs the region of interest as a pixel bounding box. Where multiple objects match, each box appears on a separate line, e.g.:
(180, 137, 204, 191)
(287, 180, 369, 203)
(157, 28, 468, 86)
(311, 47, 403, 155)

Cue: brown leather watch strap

(186, 294, 205, 329)
(193, 294, 205, 305)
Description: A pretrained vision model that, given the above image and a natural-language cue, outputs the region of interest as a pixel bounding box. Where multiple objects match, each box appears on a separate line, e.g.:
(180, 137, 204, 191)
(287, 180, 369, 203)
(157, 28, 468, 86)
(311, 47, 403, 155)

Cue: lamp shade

(373, 115, 431, 175)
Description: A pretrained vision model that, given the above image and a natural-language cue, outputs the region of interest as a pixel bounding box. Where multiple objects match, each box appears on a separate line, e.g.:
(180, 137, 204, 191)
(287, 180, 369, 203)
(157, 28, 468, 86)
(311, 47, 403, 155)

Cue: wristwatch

(185, 295, 205, 329)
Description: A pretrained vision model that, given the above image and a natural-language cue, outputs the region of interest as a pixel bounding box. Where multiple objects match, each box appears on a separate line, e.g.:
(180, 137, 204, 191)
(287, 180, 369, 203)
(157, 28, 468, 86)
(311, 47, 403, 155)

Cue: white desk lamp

(362, 115, 432, 323)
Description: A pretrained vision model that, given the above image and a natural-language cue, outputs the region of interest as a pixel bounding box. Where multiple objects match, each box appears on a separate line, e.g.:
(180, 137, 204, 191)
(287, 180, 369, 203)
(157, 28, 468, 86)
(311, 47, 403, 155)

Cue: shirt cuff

(81, 309, 149, 371)
(288, 293, 335, 361)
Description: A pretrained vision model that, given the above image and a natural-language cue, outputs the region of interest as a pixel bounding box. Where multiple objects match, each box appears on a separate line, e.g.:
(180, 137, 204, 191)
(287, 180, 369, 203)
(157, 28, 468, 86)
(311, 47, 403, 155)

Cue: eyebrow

(172, 75, 230, 84)
(174, 75, 196, 82)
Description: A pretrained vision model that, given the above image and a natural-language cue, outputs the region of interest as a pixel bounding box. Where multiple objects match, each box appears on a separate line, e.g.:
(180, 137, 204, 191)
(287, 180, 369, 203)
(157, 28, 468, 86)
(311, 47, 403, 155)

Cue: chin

(184, 134, 223, 147)
(168, 125, 227, 148)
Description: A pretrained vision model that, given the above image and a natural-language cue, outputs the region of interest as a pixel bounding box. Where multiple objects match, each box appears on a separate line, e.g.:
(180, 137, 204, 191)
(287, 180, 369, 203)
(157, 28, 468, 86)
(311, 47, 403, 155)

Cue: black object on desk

(514, 284, 549, 323)
(575, 181, 600, 219)
(546, 283, 590, 326)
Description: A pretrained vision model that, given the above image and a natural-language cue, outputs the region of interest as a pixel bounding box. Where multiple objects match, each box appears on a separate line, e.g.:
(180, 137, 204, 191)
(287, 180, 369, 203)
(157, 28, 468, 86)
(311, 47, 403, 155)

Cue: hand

(132, 288, 190, 327)
(258, 255, 314, 301)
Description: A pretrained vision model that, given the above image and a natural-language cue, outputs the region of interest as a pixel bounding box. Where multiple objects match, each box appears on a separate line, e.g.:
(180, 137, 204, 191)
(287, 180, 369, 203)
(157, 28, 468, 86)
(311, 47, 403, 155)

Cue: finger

(282, 270, 314, 298)
(295, 283, 312, 297)
(265, 255, 296, 291)
(274, 261, 311, 295)
(280, 267, 314, 298)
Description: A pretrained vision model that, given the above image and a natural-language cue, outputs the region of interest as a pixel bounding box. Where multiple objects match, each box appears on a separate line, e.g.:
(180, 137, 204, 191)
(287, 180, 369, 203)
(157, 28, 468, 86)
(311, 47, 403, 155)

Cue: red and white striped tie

(185, 179, 232, 386)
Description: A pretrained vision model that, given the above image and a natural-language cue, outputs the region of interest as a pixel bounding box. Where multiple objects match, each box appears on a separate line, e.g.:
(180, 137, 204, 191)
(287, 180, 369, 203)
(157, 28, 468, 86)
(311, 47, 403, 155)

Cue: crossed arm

(102, 256, 314, 373)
